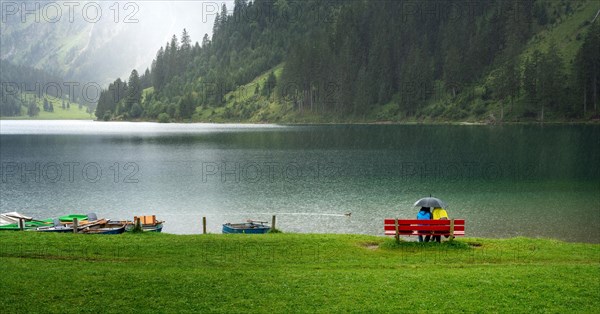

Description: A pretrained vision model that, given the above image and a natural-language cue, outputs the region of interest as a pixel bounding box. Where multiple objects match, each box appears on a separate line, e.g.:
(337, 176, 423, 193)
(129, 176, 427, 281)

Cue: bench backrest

(384, 219, 465, 233)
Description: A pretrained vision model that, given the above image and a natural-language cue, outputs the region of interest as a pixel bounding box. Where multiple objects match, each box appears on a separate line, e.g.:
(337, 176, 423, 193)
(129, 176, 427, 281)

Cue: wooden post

(73, 218, 78, 234)
(18, 218, 24, 231)
(449, 219, 455, 241)
(394, 218, 400, 243)
(271, 215, 276, 231)
(135, 217, 142, 232)
(202, 216, 207, 234)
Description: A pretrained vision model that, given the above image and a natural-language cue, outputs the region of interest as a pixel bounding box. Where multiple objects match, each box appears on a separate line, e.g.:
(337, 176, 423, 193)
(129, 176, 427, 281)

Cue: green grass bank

(0, 233, 598, 313)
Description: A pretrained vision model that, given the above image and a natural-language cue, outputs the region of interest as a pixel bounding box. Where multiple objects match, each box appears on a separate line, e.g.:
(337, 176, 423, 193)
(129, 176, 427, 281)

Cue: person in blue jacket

(417, 207, 432, 242)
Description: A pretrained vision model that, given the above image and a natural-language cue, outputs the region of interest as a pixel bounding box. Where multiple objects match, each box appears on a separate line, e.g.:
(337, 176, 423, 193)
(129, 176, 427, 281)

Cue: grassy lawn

(0, 233, 597, 313)
(1, 94, 93, 120)
(522, 0, 598, 65)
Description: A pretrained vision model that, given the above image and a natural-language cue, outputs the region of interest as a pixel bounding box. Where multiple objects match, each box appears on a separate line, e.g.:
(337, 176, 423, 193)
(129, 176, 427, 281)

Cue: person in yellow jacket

(431, 207, 449, 242)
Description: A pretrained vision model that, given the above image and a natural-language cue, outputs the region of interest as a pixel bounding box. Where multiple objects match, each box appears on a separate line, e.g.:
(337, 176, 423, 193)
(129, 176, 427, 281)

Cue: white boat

(0, 212, 33, 226)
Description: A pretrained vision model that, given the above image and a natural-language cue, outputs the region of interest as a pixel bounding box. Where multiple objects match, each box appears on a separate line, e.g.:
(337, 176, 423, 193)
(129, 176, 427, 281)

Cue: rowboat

(130, 215, 164, 232)
(0, 220, 53, 231)
(34, 213, 99, 233)
(222, 220, 271, 234)
(35, 219, 74, 233)
(111, 215, 164, 232)
(78, 221, 126, 234)
(2, 212, 158, 234)
(127, 221, 163, 232)
(36, 218, 126, 234)
(0, 212, 53, 231)
(109, 221, 164, 232)
(58, 214, 90, 222)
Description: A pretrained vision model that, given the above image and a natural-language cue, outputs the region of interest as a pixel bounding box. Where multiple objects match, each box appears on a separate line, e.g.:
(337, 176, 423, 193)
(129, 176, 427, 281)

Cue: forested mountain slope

(95, 0, 600, 123)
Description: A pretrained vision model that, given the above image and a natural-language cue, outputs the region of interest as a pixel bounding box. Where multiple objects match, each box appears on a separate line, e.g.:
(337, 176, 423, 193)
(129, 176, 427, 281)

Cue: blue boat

(222, 221, 271, 234)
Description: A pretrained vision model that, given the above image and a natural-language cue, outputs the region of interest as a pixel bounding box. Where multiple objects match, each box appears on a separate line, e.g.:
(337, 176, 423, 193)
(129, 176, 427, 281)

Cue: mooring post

(135, 217, 142, 232)
(18, 218, 24, 231)
(73, 218, 78, 234)
(272, 215, 276, 231)
(202, 216, 207, 234)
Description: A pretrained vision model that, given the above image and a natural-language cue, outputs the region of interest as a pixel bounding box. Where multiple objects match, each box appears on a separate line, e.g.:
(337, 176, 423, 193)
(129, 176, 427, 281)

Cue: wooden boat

(36, 218, 126, 234)
(222, 220, 271, 234)
(127, 221, 163, 232)
(34, 213, 98, 233)
(35, 219, 74, 233)
(133, 215, 164, 232)
(121, 215, 164, 232)
(76, 219, 126, 234)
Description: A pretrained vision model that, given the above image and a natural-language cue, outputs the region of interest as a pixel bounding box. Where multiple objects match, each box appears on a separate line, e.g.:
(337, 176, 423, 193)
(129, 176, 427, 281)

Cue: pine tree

(181, 28, 191, 52)
(504, 0, 531, 57)
(443, 46, 462, 97)
(166, 36, 178, 82)
(126, 69, 142, 114)
(213, 13, 221, 36)
(574, 22, 600, 114)
(523, 50, 541, 112)
(179, 93, 196, 118)
(152, 47, 166, 90)
(540, 43, 566, 116)
(142, 68, 151, 89)
(220, 4, 228, 26)
(180, 29, 192, 72)
(262, 71, 277, 97)
(202, 34, 211, 48)
(27, 101, 39, 117)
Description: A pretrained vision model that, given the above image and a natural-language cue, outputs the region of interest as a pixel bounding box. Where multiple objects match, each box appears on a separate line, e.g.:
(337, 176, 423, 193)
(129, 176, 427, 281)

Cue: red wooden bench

(384, 219, 466, 242)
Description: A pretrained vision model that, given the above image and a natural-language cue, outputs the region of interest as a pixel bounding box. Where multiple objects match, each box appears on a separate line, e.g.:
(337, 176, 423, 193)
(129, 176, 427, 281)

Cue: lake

(1, 120, 598, 242)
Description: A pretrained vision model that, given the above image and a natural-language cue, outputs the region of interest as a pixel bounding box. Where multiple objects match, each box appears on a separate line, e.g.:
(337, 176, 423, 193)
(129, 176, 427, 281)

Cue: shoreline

(2, 118, 599, 126)
(2, 229, 597, 244)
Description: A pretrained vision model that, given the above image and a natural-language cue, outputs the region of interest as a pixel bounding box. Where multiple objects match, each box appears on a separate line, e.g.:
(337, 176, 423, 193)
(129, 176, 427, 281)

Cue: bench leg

(394, 219, 400, 243)
(449, 219, 455, 242)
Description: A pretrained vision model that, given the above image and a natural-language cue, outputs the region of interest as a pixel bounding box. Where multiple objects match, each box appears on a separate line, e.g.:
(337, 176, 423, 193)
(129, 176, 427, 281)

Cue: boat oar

(76, 219, 107, 230)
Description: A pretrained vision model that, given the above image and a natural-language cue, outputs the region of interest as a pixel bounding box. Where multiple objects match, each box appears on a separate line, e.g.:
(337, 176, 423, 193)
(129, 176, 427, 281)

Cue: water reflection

(0, 121, 598, 242)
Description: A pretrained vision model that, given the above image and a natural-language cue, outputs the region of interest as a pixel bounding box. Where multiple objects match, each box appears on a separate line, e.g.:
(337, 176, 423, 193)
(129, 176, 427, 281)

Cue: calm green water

(1, 121, 598, 242)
